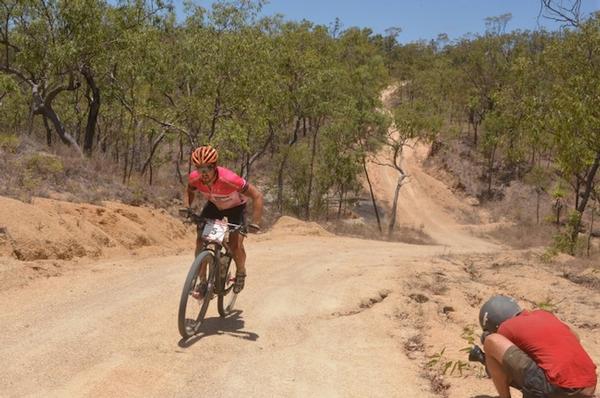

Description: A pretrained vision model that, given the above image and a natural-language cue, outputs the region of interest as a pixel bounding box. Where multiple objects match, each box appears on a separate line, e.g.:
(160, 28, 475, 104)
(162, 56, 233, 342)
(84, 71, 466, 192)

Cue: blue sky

(179, 0, 600, 43)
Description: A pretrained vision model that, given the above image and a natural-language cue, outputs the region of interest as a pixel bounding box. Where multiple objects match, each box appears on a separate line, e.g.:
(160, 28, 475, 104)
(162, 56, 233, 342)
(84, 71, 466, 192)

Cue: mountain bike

(178, 211, 243, 339)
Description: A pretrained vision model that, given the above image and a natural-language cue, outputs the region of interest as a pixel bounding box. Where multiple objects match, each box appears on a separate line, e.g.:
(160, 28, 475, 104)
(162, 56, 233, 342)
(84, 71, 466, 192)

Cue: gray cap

(479, 295, 521, 332)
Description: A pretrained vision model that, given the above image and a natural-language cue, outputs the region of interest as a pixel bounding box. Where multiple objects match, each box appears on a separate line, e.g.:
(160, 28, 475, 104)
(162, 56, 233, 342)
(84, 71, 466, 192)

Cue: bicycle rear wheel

(217, 255, 237, 317)
(178, 250, 216, 339)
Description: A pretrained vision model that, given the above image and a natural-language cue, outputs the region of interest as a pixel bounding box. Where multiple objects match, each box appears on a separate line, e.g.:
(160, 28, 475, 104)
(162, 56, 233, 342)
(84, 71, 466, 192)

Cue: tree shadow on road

(178, 310, 259, 347)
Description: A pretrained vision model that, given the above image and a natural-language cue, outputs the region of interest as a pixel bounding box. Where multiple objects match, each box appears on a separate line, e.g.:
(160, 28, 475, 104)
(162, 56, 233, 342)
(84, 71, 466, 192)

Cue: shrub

(25, 152, 64, 175)
(0, 134, 21, 153)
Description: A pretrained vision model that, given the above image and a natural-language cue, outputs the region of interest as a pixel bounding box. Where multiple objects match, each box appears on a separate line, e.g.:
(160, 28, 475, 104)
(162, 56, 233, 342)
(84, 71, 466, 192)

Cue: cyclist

(183, 145, 263, 296)
(478, 295, 597, 398)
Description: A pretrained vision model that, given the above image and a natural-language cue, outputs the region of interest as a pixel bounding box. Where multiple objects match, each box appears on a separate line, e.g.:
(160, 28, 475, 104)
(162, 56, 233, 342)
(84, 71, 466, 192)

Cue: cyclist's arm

(183, 184, 195, 208)
(242, 183, 263, 226)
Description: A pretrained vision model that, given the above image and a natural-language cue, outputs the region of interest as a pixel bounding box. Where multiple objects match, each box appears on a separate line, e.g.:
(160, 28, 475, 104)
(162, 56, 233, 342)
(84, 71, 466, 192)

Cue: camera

(468, 345, 486, 364)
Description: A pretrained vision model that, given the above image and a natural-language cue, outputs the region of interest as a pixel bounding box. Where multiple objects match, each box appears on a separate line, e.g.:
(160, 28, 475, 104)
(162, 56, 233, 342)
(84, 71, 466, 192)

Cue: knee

(233, 243, 245, 256)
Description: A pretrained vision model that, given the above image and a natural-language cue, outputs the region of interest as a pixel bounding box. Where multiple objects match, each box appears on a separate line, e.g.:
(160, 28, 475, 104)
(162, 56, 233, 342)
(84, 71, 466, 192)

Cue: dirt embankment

(0, 197, 191, 261)
(0, 197, 193, 289)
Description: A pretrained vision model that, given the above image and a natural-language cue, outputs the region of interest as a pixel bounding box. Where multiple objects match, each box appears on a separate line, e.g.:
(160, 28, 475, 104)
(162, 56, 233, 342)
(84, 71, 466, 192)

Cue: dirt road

(1, 90, 598, 396)
(1, 228, 451, 397)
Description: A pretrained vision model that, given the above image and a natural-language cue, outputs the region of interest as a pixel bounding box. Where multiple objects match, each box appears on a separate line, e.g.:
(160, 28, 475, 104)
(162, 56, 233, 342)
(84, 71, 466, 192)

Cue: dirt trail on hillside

(366, 142, 500, 251)
(1, 88, 598, 397)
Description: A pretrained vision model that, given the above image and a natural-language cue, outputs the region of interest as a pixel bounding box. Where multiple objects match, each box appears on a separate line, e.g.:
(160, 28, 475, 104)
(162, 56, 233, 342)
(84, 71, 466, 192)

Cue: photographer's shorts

(502, 346, 592, 398)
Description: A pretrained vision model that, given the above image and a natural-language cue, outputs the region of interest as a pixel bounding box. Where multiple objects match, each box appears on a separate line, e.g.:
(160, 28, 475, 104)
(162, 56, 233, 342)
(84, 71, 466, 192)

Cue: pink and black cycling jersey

(188, 166, 248, 210)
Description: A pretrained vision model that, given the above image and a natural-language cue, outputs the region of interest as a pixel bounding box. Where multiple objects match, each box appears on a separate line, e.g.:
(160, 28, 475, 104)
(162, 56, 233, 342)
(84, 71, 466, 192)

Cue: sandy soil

(0, 89, 598, 397)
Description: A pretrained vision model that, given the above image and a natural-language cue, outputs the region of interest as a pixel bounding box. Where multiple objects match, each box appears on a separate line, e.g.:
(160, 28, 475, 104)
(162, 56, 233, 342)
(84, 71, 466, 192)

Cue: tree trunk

(337, 186, 344, 219)
(305, 119, 320, 220)
(29, 78, 83, 156)
(388, 173, 406, 237)
(39, 104, 83, 156)
(122, 139, 129, 184)
(487, 145, 497, 198)
(574, 178, 581, 211)
(244, 125, 274, 180)
(277, 153, 289, 215)
(141, 132, 165, 176)
(42, 115, 52, 147)
(536, 190, 541, 225)
(570, 152, 600, 247)
(587, 202, 595, 257)
(363, 157, 382, 234)
(127, 135, 136, 182)
(209, 89, 221, 141)
(81, 66, 101, 156)
(277, 118, 301, 215)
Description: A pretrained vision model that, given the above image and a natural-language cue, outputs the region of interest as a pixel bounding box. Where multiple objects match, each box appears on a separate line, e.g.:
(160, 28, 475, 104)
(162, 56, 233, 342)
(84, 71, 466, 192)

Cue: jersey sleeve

(188, 170, 201, 189)
(219, 167, 247, 191)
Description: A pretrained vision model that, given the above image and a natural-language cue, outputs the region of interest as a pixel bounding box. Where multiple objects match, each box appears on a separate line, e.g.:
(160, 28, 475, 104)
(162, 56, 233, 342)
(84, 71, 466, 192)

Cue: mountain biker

(478, 295, 597, 398)
(183, 145, 263, 296)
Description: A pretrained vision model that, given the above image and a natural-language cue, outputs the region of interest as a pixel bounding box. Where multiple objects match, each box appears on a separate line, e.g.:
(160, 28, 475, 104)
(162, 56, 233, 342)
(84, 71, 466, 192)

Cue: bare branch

(163, 92, 176, 107)
(40, 0, 57, 44)
(142, 113, 194, 144)
(369, 157, 397, 170)
(141, 132, 166, 175)
(45, 74, 80, 104)
(539, 0, 582, 27)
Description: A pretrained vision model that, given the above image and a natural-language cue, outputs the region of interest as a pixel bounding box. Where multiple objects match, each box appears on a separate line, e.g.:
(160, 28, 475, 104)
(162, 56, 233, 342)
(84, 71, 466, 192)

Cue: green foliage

(551, 211, 584, 255)
(24, 152, 65, 176)
(523, 166, 552, 192)
(534, 297, 565, 312)
(2, 0, 597, 227)
(551, 182, 568, 200)
(0, 134, 21, 153)
(426, 347, 471, 377)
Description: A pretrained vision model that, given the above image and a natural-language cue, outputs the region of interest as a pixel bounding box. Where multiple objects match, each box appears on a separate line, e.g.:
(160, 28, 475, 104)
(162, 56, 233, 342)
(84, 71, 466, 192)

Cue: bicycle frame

(178, 210, 245, 338)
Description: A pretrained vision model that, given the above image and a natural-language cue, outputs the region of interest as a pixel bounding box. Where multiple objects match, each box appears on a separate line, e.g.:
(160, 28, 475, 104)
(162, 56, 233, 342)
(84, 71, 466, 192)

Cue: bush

(25, 152, 64, 175)
(0, 134, 21, 153)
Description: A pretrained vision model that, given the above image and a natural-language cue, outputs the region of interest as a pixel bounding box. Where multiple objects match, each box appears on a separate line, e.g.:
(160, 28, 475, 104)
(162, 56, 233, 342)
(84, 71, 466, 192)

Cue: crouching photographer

(469, 295, 597, 398)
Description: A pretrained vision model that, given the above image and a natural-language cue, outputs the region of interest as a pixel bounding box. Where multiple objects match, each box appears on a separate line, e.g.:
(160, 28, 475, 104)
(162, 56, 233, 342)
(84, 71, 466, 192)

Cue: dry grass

(558, 254, 600, 292)
(323, 219, 435, 245)
(0, 138, 183, 208)
(483, 223, 557, 249)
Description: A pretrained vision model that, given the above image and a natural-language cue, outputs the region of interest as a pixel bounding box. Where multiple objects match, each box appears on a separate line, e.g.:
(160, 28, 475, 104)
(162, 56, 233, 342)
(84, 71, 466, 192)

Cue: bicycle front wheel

(178, 250, 216, 339)
(217, 256, 237, 318)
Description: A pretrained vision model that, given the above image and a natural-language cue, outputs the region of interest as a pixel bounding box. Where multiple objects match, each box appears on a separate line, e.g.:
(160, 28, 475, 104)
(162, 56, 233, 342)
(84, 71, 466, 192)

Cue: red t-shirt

(498, 310, 597, 388)
(188, 166, 248, 210)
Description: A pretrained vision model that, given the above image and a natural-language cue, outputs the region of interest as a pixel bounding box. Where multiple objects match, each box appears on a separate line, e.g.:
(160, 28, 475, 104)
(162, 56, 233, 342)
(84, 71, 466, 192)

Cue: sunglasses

(197, 165, 216, 173)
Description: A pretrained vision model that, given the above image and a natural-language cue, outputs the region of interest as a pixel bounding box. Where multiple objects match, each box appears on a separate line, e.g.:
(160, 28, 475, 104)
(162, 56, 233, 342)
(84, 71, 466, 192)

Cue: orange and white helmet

(191, 145, 218, 167)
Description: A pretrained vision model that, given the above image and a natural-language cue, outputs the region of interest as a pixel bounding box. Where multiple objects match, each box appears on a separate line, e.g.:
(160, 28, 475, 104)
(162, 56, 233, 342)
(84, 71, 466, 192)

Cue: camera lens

(468, 345, 486, 364)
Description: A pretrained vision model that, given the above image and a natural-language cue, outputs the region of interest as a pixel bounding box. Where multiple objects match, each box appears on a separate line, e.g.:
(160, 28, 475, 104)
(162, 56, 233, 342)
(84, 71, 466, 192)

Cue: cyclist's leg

(229, 232, 246, 274)
(195, 201, 224, 284)
(222, 204, 247, 292)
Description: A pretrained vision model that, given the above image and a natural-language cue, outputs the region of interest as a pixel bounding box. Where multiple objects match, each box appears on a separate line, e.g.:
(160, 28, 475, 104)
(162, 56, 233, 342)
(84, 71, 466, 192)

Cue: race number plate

(202, 219, 228, 243)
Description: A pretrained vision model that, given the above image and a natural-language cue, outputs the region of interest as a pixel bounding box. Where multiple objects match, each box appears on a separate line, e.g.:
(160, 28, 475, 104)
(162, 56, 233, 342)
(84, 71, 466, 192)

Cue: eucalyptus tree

(0, 0, 85, 154)
(541, 15, 600, 251)
(270, 21, 333, 215)
(336, 27, 389, 229)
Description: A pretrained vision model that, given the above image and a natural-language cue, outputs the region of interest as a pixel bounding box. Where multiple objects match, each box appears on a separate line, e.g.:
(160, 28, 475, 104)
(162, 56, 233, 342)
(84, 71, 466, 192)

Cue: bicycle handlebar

(178, 208, 246, 233)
